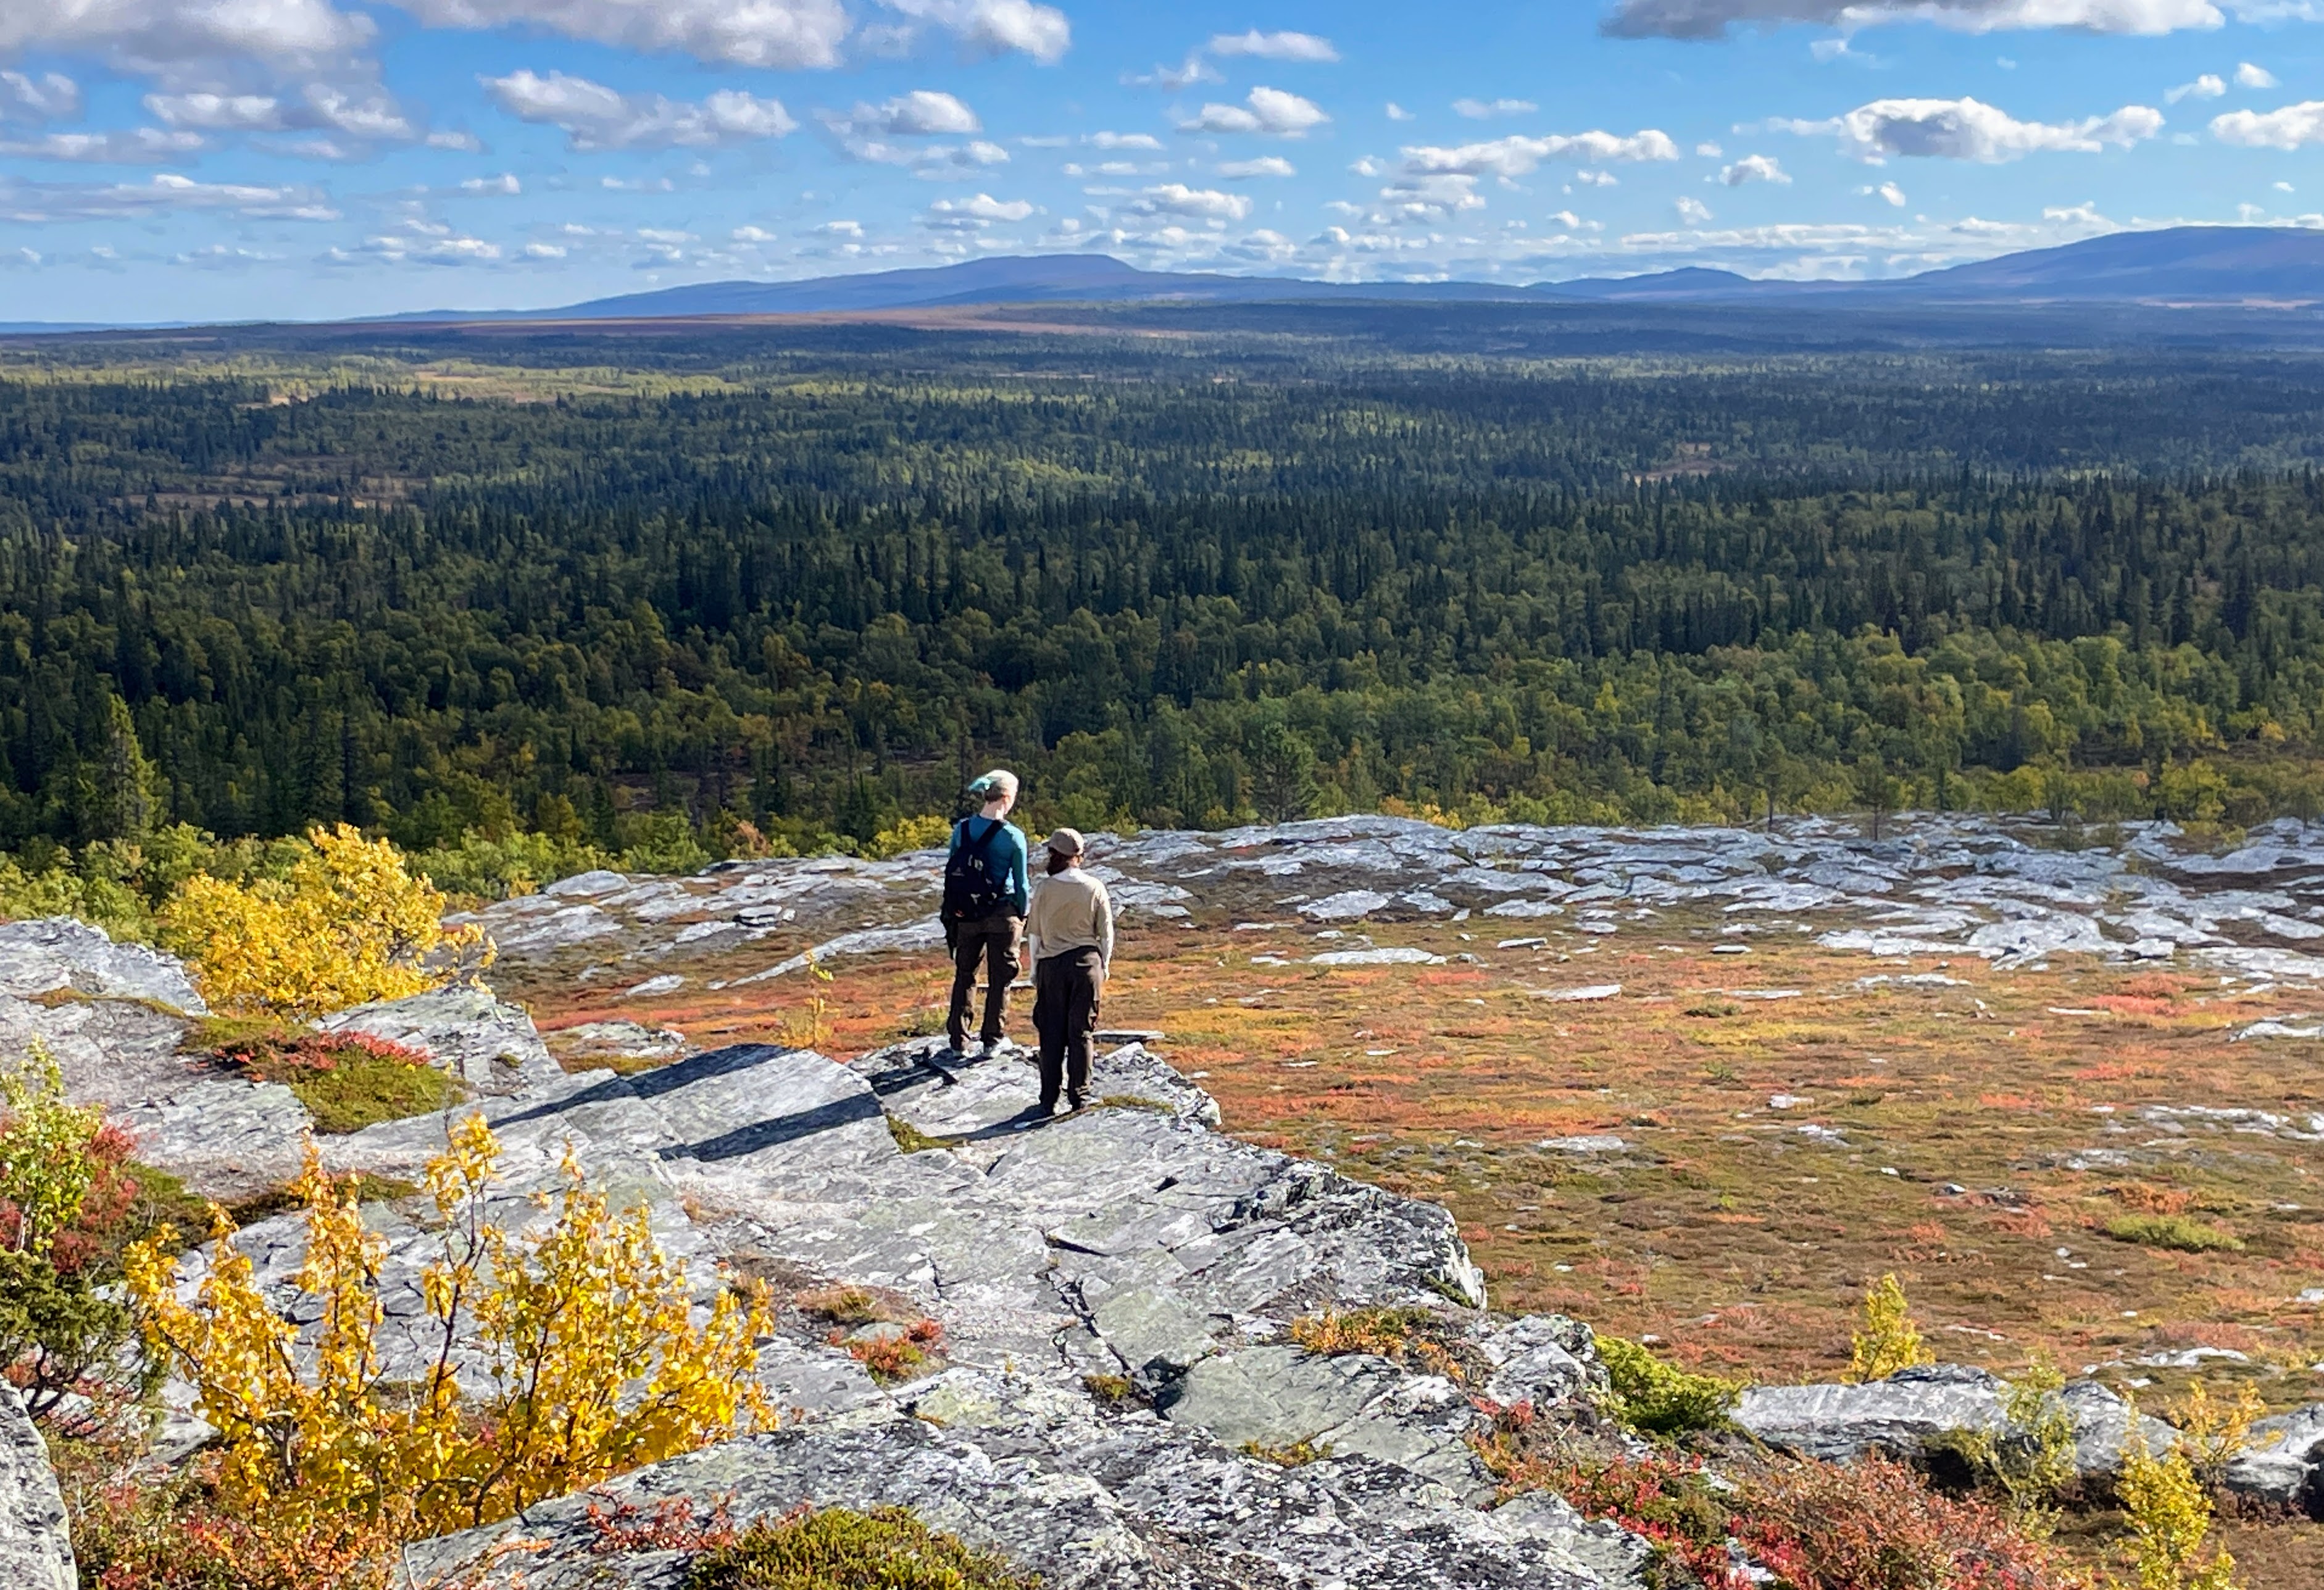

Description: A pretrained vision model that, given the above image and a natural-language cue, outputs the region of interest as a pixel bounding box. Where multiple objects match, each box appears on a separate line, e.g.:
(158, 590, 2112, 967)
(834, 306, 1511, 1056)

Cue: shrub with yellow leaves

(123, 1117, 773, 1542)
(2115, 1417, 2238, 1590)
(1846, 1272, 1935, 1384)
(869, 814, 953, 860)
(158, 823, 491, 1017)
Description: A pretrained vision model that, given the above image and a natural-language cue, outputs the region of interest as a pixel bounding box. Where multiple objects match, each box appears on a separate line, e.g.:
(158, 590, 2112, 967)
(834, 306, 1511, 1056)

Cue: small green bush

(685, 1505, 1035, 1590)
(2104, 1214, 2244, 1253)
(1597, 1335, 1743, 1436)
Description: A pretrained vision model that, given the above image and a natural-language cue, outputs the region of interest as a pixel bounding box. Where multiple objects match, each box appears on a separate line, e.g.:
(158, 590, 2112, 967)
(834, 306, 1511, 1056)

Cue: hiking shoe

(1065, 1091, 1088, 1112)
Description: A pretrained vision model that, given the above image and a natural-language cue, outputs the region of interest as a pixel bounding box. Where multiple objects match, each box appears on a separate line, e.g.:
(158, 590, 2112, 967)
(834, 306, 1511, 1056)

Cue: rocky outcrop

(114, 978, 1636, 1586)
(403, 1372, 1655, 1590)
(465, 815, 2324, 992)
(1735, 1363, 2181, 1481)
(0, 920, 575, 1199)
(0, 1384, 74, 1590)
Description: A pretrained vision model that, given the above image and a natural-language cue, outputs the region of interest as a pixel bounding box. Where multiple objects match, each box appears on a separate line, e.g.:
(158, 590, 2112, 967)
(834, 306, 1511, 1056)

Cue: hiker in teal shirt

(941, 769, 1031, 1057)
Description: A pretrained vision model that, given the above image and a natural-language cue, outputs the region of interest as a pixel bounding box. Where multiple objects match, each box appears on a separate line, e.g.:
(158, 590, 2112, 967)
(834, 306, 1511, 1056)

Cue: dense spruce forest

(6, 323, 2324, 894)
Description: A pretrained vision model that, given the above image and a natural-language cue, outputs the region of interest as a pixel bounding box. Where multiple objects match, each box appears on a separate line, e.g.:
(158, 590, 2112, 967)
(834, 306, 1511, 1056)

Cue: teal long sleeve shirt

(949, 815, 1031, 916)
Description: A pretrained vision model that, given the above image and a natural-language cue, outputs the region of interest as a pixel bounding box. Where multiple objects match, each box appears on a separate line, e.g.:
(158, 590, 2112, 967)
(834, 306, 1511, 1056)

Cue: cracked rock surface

(465, 815, 2324, 995)
(143, 990, 1647, 1584)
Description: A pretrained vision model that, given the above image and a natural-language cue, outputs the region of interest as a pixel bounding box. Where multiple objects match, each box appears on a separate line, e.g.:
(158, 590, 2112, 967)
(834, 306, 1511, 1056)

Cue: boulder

(0, 1384, 74, 1590)
(2223, 1403, 2324, 1513)
(1736, 1365, 2178, 1480)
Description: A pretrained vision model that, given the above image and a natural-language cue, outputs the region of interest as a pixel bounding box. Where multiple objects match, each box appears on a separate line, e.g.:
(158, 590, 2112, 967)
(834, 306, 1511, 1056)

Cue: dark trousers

(947, 914, 1022, 1049)
(1033, 947, 1106, 1107)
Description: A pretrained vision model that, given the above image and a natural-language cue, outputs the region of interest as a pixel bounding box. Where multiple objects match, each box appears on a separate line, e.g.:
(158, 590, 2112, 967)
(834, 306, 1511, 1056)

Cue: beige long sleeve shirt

(1025, 867, 1114, 967)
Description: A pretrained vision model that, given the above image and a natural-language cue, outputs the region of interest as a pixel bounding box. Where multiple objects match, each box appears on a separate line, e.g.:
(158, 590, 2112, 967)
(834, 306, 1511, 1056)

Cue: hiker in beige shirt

(1025, 826, 1114, 1115)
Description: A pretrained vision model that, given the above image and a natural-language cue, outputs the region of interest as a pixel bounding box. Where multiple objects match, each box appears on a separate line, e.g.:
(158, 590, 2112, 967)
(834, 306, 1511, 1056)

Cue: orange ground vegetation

(510, 912, 2324, 1409)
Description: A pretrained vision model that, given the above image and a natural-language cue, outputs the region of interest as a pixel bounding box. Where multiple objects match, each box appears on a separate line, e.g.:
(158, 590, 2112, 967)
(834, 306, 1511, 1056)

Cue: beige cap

(1044, 826, 1085, 858)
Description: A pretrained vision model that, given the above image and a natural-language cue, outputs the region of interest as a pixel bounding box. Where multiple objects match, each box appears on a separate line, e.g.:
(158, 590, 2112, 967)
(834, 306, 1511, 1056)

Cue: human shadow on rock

(491, 1043, 811, 1129)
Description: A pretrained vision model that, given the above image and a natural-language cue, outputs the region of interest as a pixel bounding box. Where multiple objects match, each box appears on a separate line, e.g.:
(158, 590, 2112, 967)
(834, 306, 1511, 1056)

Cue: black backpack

(941, 818, 1012, 923)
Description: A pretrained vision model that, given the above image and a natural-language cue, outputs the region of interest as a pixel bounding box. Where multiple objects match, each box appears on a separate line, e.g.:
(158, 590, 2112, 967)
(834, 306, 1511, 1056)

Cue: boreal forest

(7, 321, 2324, 899)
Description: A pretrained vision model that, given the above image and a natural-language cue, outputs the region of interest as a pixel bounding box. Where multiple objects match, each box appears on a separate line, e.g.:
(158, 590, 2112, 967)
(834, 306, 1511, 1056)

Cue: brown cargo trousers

(946, 912, 1022, 1051)
(1032, 946, 1106, 1110)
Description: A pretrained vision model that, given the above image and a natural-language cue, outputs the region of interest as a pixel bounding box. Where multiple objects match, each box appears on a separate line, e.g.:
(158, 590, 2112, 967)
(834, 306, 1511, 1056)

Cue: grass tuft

(1241, 1438, 1333, 1467)
(1082, 1373, 1144, 1408)
(885, 1115, 955, 1154)
(685, 1505, 1035, 1590)
(1289, 1305, 1479, 1383)
(188, 1017, 461, 1133)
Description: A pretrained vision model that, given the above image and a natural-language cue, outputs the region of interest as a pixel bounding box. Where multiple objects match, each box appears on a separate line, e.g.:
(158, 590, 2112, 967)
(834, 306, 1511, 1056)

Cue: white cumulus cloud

(1675, 194, 1714, 222)
(0, 171, 338, 222)
(923, 190, 1036, 229)
(1, 72, 81, 124)
(2213, 99, 2324, 147)
(141, 84, 427, 150)
(0, 0, 377, 88)
(0, 127, 204, 162)
(459, 172, 521, 193)
(1600, 0, 2223, 40)
(1400, 128, 1681, 178)
(1454, 97, 1538, 119)
(483, 69, 795, 150)
(876, 0, 1069, 62)
(1207, 28, 1337, 61)
(1217, 156, 1295, 177)
(2166, 73, 2225, 102)
(1721, 152, 1790, 183)
(382, 0, 848, 69)
(820, 89, 980, 136)
(1130, 182, 1252, 220)
(2238, 61, 2280, 88)
(1778, 96, 2163, 161)
(1183, 86, 1330, 137)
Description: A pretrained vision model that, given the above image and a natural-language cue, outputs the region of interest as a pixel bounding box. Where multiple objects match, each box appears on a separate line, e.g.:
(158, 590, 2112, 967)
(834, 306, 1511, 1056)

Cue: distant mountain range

(372, 226, 2324, 324)
(7, 227, 2323, 337)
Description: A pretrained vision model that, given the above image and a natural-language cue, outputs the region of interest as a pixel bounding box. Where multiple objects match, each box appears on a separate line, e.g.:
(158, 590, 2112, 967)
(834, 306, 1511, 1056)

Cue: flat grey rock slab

(115, 1075, 311, 1201)
(486, 814, 2324, 989)
(0, 1385, 73, 1590)
(320, 985, 561, 1096)
(1161, 1345, 1494, 1498)
(0, 917, 205, 1012)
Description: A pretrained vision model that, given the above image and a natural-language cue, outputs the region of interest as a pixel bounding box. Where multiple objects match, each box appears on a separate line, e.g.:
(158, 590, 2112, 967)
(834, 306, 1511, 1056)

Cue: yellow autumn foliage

(1845, 1272, 1935, 1384)
(158, 823, 489, 1017)
(124, 1118, 773, 1538)
(2116, 1418, 2238, 1590)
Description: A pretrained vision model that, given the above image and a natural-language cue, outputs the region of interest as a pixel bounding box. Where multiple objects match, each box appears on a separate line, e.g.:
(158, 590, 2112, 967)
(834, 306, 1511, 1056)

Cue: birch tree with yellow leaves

(123, 1117, 772, 1539)
(158, 823, 490, 1018)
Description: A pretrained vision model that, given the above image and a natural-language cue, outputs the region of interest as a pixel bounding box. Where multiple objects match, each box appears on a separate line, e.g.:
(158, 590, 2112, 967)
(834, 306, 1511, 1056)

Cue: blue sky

(5, 0, 2324, 320)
